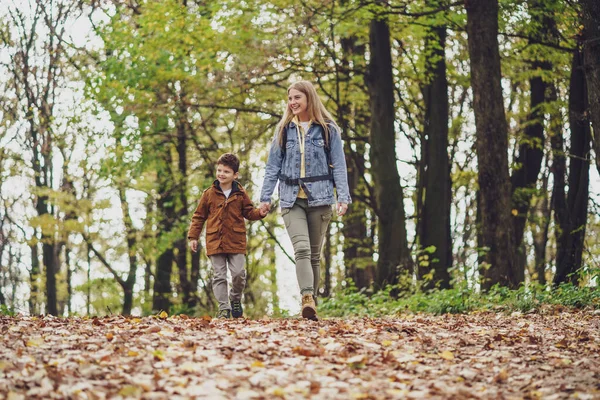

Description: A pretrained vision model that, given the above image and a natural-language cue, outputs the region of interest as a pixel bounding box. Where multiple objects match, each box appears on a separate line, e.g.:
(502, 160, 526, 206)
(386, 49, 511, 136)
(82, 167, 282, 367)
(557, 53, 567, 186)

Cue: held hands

(189, 240, 199, 253)
(259, 202, 271, 217)
(337, 202, 348, 216)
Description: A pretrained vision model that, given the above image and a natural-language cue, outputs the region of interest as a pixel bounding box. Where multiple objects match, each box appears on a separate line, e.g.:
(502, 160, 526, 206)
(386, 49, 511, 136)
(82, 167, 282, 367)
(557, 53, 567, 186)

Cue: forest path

(1, 310, 599, 399)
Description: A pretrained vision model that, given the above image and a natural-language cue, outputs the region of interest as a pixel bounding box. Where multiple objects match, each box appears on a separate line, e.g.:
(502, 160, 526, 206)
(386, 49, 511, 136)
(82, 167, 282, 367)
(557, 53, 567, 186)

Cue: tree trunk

(465, 0, 517, 290)
(343, 141, 373, 290)
(367, 6, 412, 288)
(580, 0, 600, 177)
(152, 143, 176, 311)
(42, 229, 59, 315)
(339, 32, 374, 290)
(118, 187, 138, 315)
(66, 246, 72, 315)
(418, 2, 452, 290)
(554, 50, 591, 285)
(510, 0, 558, 282)
(532, 171, 551, 285)
(549, 83, 567, 280)
(29, 243, 40, 315)
(509, 69, 545, 283)
(87, 242, 92, 316)
(175, 115, 194, 310)
(153, 175, 175, 311)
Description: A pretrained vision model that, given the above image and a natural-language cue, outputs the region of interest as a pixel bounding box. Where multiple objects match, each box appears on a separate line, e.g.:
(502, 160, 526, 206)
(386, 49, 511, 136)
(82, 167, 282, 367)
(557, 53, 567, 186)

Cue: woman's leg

(282, 199, 313, 294)
(306, 205, 333, 296)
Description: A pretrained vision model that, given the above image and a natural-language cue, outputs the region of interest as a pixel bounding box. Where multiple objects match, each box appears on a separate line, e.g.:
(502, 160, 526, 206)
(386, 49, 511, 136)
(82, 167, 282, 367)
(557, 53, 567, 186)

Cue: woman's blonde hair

(277, 80, 339, 148)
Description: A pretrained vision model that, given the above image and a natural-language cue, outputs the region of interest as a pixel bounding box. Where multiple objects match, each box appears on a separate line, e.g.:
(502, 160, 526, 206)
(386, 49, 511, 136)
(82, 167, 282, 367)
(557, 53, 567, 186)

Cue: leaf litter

(1, 309, 599, 399)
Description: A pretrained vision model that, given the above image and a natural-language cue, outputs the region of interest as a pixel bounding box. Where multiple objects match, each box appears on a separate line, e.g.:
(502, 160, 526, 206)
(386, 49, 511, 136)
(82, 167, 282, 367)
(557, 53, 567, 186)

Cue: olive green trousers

(281, 198, 333, 296)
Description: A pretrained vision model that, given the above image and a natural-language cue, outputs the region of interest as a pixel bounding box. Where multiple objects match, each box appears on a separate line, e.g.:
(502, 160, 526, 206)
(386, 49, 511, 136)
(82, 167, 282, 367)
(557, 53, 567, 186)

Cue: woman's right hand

(189, 240, 199, 253)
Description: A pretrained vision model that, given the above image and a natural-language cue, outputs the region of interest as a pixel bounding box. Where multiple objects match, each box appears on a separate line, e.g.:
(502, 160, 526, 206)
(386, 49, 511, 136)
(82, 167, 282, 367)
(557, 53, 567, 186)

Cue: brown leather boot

(301, 294, 318, 321)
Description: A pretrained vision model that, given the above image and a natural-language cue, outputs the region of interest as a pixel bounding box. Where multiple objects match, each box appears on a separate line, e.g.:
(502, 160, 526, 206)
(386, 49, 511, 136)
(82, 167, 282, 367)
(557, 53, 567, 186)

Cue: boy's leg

(282, 199, 313, 295)
(306, 205, 333, 297)
(227, 253, 246, 301)
(209, 254, 230, 312)
(227, 253, 246, 318)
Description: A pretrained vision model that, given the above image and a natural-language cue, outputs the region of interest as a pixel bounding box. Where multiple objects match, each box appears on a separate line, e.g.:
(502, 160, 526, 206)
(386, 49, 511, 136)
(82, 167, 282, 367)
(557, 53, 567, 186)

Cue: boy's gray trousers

(209, 253, 246, 311)
(281, 198, 333, 296)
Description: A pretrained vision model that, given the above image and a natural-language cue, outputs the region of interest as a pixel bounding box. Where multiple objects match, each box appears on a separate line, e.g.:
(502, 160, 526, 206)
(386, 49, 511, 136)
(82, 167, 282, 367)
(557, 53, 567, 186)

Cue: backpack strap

(280, 123, 332, 163)
(279, 122, 336, 190)
(278, 173, 334, 201)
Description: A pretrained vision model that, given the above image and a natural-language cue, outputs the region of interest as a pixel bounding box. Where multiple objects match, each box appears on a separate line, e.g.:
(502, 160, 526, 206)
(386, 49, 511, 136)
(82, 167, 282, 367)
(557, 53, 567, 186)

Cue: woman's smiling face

(288, 88, 309, 120)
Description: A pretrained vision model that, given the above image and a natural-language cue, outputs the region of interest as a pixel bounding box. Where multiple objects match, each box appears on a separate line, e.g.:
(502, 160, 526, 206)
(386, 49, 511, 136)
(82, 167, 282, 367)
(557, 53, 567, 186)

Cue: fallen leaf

(555, 339, 568, 348)
(153, 350, 164, 361)
(26, 337, 44, 347)
(459, 368, 478, 380)
(347, 354, 367, 369)
(118, 385, 142, 397)
(146, 326, 161, 334)
(493, 369, 508, 383)
(292, 346, 323, 357)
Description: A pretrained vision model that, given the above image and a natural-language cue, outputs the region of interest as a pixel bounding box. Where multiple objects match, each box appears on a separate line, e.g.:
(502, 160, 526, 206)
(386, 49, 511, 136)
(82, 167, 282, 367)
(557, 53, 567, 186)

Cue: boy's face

(216, 163, 238, 187)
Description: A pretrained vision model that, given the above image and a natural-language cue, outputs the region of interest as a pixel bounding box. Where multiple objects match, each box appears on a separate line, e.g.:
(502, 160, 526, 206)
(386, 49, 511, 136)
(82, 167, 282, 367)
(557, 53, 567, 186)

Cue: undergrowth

(318, 282, 600, 317)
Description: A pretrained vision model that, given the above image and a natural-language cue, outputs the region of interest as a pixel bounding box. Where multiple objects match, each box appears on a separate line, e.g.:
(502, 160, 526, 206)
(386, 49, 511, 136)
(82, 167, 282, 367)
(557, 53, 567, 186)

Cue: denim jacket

(260, 121, 352, 209)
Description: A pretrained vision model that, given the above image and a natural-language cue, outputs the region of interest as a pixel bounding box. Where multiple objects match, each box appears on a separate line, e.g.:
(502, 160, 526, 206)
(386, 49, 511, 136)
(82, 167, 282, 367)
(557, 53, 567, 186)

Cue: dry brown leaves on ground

(1, 310, 599, 399)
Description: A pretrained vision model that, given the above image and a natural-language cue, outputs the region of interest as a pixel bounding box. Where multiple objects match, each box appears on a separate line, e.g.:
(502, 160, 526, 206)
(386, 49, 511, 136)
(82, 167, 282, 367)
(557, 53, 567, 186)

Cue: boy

(187, 153, 267, 318)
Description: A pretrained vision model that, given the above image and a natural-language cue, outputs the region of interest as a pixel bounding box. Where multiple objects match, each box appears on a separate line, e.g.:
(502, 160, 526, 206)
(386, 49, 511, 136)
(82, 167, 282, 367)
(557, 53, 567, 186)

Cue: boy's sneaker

(231, 300, 243, 318)
(301, 294, 318, 321)
(216, 309, 231, 319)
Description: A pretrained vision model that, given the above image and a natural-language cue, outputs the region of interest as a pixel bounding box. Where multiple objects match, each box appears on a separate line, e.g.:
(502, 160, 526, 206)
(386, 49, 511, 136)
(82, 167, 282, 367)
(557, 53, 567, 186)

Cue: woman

(260, 80, 351, 320)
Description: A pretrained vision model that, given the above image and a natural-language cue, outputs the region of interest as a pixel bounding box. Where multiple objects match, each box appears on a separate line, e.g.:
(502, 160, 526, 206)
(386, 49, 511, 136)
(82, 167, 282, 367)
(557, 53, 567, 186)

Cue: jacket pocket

(232, 226, 246, 246)
(205, 225, 220, 251)
(321, 206, 333, 221)
(281, 207, 293, 229)
(311, 138, 325, 147)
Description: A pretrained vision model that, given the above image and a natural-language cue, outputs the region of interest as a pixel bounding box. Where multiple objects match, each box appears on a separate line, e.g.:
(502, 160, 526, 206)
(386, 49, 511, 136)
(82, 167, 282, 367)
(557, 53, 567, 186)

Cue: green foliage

(319, 281, 600, 317)
(0, 304, 16, 316)
(75, 278, 123, 316)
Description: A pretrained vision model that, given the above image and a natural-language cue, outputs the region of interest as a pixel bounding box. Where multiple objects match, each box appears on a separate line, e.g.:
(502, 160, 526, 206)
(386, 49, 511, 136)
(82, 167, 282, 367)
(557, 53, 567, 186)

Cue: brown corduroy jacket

(187, 181, 264, 256)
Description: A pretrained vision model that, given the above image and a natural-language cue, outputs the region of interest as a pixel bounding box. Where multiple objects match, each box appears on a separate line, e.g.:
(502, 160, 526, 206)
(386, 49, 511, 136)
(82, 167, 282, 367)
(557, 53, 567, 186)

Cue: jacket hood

(212, 180, 244, 194)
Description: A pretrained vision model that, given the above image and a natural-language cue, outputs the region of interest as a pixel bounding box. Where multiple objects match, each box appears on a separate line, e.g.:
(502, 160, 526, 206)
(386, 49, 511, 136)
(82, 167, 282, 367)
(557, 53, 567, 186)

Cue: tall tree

(531, 178, 551, 284)
(580, 0, 600, 177)
(338, 31, 374, 290)
(465, 0, 517, 290)
(367, 4, 412, 288)
(554, 49, 591, 285)
(418, 0, 452, 290)
(509, 0, 558, 281)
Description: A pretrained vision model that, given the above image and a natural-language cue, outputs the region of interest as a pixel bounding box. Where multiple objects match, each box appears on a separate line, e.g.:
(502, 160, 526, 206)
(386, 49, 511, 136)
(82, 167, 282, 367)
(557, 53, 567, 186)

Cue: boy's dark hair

(217, 153, 240, 173)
